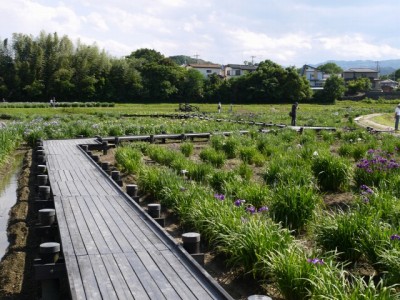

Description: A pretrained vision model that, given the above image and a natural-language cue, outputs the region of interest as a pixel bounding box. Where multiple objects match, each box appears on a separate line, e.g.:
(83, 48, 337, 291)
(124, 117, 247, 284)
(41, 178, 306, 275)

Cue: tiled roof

(226, 64, 257, 71)
(344, 68, 378, 73)
(188, 64, 222, 69)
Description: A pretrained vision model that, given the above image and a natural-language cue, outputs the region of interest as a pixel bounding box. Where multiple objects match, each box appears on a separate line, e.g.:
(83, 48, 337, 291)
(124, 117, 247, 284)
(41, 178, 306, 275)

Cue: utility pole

(251, 55, 256, 65)
(193, 54, 200, 64)
(376, 61, 380, 74)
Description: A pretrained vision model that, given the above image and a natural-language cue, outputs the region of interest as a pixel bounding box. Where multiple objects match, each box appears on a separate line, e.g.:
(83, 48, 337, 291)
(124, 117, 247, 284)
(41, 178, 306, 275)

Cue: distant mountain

(169, 55, 214, 65)
(314, 59, 400, 76)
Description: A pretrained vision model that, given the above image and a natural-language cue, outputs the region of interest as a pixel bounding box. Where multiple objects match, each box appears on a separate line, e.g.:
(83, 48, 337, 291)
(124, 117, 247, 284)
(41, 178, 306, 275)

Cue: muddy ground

(0, 148, 40, 299)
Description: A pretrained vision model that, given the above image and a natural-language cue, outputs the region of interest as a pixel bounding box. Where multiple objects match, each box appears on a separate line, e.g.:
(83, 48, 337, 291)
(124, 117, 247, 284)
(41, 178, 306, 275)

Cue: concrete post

(92, 155, 100, 163)
(182, 232, 201, 254)
(37, 165, 47, 174)
(247, 296, 272, 300)
(147, 203, 161, 218)
(101, 162, 110, 172)
(102, 141, 109, 155)
(38, 186, 51, 200)
(126, 184, 138, 197)
(39, 242, 61, 300)
(40, 242, 60, 264)
(39, 209, 56, 226)
(37, 174, 48, 186)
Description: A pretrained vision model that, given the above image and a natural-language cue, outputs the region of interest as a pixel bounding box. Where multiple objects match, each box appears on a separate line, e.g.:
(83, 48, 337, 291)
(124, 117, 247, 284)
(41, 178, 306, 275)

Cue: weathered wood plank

(65, 255, 86, 300)
(162, 251, 215, 299)
(125, 251, 166, 300)
(52, 196, 74, 256)
(69, 196, 99, 255)
(62, 196, 87, 256)
(89, 254, 118, 299)
(81, 195, 122, 254)
(151, 250, 199, 300)
(101, 195, 160, 252)
(113, 253, 150, 300)
(77, 255, 101, 299)
(136, 250, 181, 299)
(101, 253, 134, 299)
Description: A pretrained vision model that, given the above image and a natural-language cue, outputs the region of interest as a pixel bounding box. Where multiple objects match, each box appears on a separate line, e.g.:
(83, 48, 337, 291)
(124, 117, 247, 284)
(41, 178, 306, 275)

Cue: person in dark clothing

(291, 102, 298, 126)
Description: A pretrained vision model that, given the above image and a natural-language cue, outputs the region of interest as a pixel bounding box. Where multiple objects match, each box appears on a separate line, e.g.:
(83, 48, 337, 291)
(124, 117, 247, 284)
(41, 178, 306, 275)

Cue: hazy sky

(1, 0, 399, 67)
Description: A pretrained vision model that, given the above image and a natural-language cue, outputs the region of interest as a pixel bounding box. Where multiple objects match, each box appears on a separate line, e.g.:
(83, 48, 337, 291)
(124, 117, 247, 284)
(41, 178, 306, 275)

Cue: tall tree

(318, 62, 343, 75)
(316, 75, 345, 103)
(128, 48, 184, 102)
(0, 38, 16, 99)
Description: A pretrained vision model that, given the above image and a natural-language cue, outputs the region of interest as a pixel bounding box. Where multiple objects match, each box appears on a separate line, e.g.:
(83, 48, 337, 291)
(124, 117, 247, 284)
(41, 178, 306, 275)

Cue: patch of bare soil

(0, 148, 40, 299)
(355, 114, 394, 131)
(323, 192, 354, 211)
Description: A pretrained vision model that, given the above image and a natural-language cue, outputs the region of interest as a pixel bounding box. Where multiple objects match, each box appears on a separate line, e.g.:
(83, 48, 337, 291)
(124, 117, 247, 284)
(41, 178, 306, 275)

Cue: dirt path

(354, 113, 394, 131)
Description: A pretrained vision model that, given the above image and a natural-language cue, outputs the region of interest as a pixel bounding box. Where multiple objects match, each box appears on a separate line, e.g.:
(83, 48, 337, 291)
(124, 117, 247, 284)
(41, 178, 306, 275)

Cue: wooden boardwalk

(44, 139, 232, 300)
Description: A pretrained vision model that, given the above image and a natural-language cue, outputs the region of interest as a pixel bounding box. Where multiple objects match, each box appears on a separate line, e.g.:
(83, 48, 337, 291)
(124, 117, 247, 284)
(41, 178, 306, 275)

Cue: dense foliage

(0, 32, 313, 104)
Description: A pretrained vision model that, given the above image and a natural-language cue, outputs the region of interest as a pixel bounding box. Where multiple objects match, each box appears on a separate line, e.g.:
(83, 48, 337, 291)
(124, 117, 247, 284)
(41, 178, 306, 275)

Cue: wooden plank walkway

(44, 139, 232, 300)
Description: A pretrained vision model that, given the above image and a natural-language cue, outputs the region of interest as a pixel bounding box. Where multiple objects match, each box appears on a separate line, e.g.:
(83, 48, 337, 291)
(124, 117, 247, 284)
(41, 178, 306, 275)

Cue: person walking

(394, 104, 400, 131)
(291, 102, 298, 126)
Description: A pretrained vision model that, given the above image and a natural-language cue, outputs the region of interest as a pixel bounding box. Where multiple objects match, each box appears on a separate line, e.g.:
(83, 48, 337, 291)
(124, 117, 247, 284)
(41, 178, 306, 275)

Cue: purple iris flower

(214, 193, 225, 201)
(307, 258, 324, 265)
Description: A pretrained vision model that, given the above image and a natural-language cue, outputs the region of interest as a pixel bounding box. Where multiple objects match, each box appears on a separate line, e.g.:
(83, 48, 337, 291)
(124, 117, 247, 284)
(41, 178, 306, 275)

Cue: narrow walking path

(44, 138, 232, 300)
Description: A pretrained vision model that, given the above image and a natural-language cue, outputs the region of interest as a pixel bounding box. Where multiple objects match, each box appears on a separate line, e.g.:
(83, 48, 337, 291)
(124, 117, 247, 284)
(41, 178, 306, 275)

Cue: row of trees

(0, 31, 344, 104)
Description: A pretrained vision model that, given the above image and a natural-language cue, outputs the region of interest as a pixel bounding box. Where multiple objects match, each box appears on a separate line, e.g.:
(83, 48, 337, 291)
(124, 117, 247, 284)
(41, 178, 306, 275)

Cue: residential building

(224, 64, 257, 79)
(301, 65, 326, 88)
(342, 68, 380, 89)
(380, 79, 399, 92)
(186, 64, 223, 78)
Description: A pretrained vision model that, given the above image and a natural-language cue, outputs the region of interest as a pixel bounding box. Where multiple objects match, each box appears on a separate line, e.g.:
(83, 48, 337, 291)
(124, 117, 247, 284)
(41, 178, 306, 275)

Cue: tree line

(0, 31, 343, 104)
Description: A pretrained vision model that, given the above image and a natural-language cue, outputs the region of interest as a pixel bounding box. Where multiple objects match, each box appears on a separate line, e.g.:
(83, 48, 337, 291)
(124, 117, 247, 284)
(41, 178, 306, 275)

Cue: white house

(301, 65, 325, 87)
(186, 64, 223, 78)
(224, 64, 257, 79)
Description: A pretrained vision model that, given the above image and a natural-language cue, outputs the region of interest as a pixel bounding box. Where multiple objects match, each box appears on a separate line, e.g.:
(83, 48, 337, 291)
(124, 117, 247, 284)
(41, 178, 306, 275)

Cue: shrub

(188, 162, 213, 182)
(239, 146, 260, 164)
(313, 210, 366, 262)
(199, 147, 226, 168)
(115, 146, 143, 174)
(234, 163, 253, 181)
(311, 154, 352, 192)
(264, 156, 314, 187)
(180, 142, 194, 157)
(209, 170, 238, 193)
(265, 247, 335, 300)
(354, 149, 400, 188)
(210, 135, 225, 151)
(222, 137, 240, 158)
(270, 184, 321, 232)
(234, 182, 270, 208)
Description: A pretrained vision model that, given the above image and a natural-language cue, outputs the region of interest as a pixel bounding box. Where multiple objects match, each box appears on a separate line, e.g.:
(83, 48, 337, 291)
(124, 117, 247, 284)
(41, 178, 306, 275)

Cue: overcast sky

(1, 0, 400, 67)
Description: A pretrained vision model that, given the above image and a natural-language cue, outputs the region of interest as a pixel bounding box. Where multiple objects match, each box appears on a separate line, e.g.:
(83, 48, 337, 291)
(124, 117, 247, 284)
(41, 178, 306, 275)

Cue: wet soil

(0, 147, 40, 299)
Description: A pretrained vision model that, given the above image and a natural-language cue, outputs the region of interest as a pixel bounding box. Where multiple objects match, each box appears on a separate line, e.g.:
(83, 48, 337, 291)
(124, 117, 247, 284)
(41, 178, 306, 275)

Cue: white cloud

(0, 0, 82, 36)
(84, 12, 109, 32)
(227, 29, 313, 64)
(317, 35, 400, 60)
(1, 0, 400, 66)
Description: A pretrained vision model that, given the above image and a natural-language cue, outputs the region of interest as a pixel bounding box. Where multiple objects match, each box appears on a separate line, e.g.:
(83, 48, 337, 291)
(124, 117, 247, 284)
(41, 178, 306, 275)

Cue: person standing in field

(394, 103, 400, 131)
(291, 102, 298, 126)
(218, 102, 222, 113)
